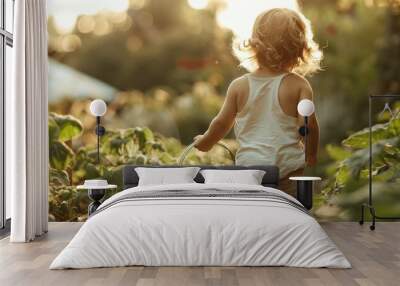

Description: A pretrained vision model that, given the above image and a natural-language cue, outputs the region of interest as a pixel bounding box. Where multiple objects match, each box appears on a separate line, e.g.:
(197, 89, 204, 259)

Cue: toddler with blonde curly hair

(195, 8, 322, 196)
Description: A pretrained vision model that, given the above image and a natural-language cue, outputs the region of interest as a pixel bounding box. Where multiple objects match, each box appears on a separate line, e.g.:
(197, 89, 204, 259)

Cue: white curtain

(7, 0, 48, 242)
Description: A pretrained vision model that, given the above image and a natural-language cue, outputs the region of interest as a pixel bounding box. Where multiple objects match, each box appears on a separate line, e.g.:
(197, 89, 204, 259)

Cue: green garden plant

(319, 112, 400, 220)
(48, 113, 236, 221)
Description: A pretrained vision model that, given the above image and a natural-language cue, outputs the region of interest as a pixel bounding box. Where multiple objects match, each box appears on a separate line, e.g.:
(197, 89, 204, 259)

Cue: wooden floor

(0, 222, 399, 286)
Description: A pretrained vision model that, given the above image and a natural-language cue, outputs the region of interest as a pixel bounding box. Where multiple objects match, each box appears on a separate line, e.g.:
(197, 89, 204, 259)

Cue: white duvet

(50, 183, 351, 269)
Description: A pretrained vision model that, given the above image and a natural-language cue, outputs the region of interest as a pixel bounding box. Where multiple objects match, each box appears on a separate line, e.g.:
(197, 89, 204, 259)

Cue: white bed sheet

(50, 183, 351, 269)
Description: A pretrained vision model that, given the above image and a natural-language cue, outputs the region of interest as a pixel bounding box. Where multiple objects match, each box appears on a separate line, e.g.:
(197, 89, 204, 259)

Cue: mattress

(50, 183, 350, 269)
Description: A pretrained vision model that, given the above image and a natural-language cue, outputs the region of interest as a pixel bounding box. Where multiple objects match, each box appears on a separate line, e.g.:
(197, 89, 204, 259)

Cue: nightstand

(289, 176, 321, 210)
(77, 180, 117, 216)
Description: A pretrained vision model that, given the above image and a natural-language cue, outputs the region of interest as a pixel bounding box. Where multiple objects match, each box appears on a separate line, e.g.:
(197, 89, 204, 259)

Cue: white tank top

(234, 73, 305, 178)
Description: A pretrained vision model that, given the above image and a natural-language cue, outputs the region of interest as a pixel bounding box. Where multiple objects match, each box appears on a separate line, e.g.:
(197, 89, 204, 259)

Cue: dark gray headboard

(122, 165, 280, 189)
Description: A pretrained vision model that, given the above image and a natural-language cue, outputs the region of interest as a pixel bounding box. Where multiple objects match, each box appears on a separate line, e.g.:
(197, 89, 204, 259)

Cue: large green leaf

(335, 164, 350, 186)
(387, 117, 400, 136)
(101, 136, 129, 156)
(343, 140, 389, 177)
(48, 115, 60, 143)
(343, 118, 400, 149)
(49, 141, 74, 170)
(134, 127, 154, 150)
(51, 113, 83, 142)
(342, 123, 388, 149)
(326, 144, 351, 161)
(49, 168, 70, 186)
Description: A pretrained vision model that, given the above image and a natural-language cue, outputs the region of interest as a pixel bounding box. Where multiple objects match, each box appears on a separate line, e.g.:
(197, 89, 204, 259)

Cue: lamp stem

(96, 116, 100, 164)
(304, 116, 308, 165)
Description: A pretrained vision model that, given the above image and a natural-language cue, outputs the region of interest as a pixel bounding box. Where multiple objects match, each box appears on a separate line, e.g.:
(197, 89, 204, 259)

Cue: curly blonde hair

(233, 8, 322, 76)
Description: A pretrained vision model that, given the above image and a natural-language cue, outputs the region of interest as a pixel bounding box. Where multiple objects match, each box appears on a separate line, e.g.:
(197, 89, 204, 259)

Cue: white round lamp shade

(90, 99, 107, 117)
(297, 99, 315, 117)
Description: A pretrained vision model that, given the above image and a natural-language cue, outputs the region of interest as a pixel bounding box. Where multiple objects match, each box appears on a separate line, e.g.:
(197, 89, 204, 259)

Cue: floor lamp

(89, 99, 107, 164)
(289, 99, 321, 210)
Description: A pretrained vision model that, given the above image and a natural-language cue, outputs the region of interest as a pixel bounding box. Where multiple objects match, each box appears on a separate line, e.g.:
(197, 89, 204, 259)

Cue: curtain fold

(8, 0, 48, 242)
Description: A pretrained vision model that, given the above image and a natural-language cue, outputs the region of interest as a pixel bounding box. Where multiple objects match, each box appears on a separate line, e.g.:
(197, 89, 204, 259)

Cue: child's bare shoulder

(228, 75, 249, 94)
(226, 75, 250, 112)
(281, 73, 313, 96)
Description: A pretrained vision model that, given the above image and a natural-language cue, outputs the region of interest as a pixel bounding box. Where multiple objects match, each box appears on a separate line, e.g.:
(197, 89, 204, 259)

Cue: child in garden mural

(194, 8, 321, 196)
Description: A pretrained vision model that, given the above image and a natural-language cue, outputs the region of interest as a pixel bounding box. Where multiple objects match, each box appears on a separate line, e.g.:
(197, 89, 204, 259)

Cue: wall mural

(47, 0, 400, 222)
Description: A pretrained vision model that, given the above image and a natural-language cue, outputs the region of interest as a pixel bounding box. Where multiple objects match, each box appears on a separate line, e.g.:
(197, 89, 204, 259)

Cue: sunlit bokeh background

(47, 0, 400, 221)
(49, 0, 299, 38)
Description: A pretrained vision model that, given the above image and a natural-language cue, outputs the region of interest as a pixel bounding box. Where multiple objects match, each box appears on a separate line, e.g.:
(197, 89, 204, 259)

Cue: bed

(50, 165, 350, 269)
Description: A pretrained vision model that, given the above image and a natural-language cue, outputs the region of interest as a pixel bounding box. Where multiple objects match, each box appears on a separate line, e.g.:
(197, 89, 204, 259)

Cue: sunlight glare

(187, 0, 209, 10)
(216, 0, 299, 39)
(48, 0, 130, 33)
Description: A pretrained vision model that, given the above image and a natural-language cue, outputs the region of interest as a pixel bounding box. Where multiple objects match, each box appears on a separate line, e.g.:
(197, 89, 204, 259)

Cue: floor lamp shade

(90, 99, 107, 117)
(297, 99, 315, 117)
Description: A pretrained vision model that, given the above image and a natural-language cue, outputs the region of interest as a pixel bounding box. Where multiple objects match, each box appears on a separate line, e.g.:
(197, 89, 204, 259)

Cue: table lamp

(89, 99, 107, 164)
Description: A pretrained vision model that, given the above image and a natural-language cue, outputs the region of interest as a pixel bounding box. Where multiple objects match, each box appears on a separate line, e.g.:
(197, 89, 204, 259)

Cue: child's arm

(297, 82, 320, 166)
(194, 80, 240, 152)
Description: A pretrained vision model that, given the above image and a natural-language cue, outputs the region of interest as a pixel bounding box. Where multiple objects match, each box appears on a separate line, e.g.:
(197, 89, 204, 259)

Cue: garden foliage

(48, 113, 236, 221)
(320, 110, 400, 220)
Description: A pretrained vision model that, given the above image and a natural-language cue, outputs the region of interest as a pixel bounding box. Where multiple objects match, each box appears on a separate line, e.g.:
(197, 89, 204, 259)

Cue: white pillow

(135, 167, 200, 186)
(200, 169, 266, 185)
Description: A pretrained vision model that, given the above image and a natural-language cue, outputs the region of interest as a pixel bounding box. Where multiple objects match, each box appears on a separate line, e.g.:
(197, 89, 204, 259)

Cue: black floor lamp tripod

(359, 94, 400, 230)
